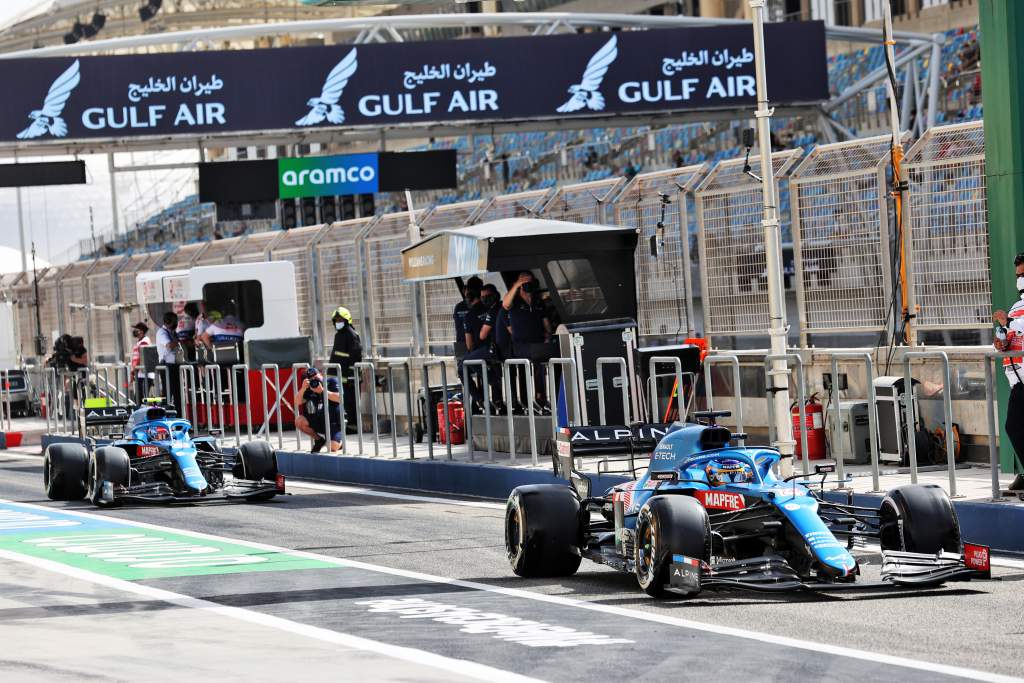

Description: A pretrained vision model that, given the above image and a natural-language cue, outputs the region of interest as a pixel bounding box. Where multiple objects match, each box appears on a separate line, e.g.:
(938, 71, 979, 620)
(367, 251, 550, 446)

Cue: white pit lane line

(0, 547, 542, 683)
(1, 499, 1020, 683)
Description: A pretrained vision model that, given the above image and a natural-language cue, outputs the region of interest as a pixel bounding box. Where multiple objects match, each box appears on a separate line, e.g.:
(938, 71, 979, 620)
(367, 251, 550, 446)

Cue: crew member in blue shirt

(453, 276, 483, 359)
(501, 271, 552, 412)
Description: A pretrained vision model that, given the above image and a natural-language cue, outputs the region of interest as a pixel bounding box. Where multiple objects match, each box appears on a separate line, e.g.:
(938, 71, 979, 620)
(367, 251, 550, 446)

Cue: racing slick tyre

(86, 447, 131, 508)
(505, 485, 583, 578)
(879, 484, 961, 554)
(237, 440, 278, 502)
(43, 443, 89, 500)
(635, 495, 711, 598)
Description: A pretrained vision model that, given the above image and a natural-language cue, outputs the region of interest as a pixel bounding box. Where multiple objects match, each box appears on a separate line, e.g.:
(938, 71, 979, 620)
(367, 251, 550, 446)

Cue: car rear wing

(81, 401, 134, 427)
(554, 424, 672, 496)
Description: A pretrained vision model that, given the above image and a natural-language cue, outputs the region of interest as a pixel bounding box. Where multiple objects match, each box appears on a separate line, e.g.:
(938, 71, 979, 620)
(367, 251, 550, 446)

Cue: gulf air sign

(278, 152, 379, 199)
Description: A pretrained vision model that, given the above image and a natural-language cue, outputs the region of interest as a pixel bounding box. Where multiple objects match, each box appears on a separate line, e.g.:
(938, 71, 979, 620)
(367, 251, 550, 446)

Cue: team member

(501, 271, 552, 411)
(459, 287, 489, 409)
(329, 306, 363, 430)
(453, 276, 484, 359)
(128, 322, 153, 403)
(993, 252, 1024, 491)
(156, 311, 181, 411)
(177, 302, 200, 360)
(294, 367, 343, 453)
(199, 302, 246, 348)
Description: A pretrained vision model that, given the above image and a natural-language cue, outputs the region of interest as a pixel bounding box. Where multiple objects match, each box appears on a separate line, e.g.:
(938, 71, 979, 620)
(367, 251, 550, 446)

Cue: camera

(305, 366, 321, 389)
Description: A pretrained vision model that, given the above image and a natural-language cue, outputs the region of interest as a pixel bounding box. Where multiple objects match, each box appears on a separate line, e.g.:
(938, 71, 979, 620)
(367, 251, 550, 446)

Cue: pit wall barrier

(267, 449, 1024, 555)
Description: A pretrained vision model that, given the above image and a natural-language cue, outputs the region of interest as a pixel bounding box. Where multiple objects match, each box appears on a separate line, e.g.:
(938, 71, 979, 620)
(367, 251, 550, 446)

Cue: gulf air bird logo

(296, 48, 358, 126)
(556, 35, 618, 113)
(17, 59, 80, 139)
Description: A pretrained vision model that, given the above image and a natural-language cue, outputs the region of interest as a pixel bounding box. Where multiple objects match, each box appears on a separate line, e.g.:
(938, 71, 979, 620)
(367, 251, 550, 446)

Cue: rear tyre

(635, 495, 711, 598)
(879, 484, 961, 554)
(505, 485, 583, 578)
(43, 443, 89, 501)
(86, 447, 130, 507)
(238, 440, 277, 503)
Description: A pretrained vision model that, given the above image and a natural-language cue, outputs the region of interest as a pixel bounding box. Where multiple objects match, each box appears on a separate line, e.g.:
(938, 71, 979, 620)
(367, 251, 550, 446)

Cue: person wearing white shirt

(155, 311, 181, 411)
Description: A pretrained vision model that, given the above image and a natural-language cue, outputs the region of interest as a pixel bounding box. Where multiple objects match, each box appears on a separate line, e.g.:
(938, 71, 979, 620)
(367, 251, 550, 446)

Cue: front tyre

(635, 495, 711, 598)
(43, 443, 89, 500)
(237, 440, 278, 503)
(86, 447, 130, 507)
(879, 484, 961, 554)
(505, 485, 583, 578)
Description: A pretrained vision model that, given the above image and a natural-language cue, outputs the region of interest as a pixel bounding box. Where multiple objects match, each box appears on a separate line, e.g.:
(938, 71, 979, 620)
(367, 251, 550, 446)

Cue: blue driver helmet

(705, 458, 754, 486)
(147, 425, 170, 441)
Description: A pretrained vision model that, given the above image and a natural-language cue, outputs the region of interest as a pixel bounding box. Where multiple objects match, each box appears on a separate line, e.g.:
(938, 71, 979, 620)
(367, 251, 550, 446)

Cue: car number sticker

(696, 490, 745, 511)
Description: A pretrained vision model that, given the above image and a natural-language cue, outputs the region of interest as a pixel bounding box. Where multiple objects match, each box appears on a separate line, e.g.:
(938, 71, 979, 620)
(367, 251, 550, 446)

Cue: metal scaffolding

(613, 164, 706, 338)
(695, 149, 802, 339)
(790, 133, 902, 342)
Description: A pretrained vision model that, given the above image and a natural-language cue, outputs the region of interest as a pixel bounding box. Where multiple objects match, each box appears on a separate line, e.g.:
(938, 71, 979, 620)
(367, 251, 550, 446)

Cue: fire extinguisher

(792, 393, 826, 461)
(437, 399, 465, 445)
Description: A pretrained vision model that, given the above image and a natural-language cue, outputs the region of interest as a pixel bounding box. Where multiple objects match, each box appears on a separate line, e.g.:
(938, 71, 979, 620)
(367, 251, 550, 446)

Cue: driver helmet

(147, 425, 170, 441)
(705, 458, 754, 486)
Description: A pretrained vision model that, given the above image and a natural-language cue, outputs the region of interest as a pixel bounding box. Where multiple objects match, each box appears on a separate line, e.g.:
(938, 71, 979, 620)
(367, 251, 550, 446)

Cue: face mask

(1017, 275, 1024, 295)
(335, 321, 346, 330)
(481, 295, 496, 306)
(521, 281, 537, 294)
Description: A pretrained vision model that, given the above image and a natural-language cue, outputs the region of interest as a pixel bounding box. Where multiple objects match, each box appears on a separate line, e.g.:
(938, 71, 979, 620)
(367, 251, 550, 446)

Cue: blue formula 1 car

(505, 411, 990, 598)
(43, 405, 284, 507)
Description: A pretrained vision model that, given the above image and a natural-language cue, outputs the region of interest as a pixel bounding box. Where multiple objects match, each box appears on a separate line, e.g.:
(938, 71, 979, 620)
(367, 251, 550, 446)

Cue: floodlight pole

(749, 0, 795, 474)
(16, 187, 27, 273)
(883, 1, 913, 346)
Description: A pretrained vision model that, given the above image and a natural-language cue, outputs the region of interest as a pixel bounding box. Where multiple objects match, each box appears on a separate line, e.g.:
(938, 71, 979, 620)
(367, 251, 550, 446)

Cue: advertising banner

(0, 22, 827, 143)
(199, 150, 456, 203)
(278, 152, 379, 199)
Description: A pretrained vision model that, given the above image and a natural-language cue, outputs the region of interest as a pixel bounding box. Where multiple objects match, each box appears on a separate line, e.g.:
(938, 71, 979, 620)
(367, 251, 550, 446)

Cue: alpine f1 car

(505, 411, 991, 598)
(43, 405, 284, 507)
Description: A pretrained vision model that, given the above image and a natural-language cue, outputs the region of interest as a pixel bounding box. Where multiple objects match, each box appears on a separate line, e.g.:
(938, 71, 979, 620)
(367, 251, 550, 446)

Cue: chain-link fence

(613, 164, 706, 338)
(270, 225, 329, 346)
(229, 231, 282, 265)
(419, 200, 485, 348)
(695, 149, 803, 339)
(315, 217, 374, 357)
(473, 188, 552, 222)
(86, 255, 126, 360)
(362, 211, 425, 353)
(6, 124, 1003, 361)
(790, 134, 897, 339)
(541, 177, 625, 224)
(904, 121, 991, 329)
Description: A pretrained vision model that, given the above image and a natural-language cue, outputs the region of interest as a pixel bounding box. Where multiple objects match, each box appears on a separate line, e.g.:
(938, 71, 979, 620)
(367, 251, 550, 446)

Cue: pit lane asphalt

(1, 452, 1021, 681)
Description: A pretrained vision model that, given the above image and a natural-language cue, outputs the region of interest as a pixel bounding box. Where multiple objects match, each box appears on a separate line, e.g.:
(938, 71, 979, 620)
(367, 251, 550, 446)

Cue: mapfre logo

(696, 490, 745, 511)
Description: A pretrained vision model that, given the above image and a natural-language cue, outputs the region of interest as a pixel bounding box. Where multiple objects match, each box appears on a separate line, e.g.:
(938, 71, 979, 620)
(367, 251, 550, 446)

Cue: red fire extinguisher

(792, 394, 826, 461)
(437, 399, 465, 445)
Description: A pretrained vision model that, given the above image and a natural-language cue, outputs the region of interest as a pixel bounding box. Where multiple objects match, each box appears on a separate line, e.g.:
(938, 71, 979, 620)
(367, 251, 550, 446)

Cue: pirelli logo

(696, 490, 745, 511)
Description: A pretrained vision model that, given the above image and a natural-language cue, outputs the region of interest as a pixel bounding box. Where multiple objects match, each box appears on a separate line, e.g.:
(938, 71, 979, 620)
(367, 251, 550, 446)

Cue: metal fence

(613, 164, 707, 338)
(419, 200, 485, 348)
(695, 149, 803, 339)
(2, 122, 1003, 361)
(315, 217, 373, 357)
(790, 134, 899, 340)
(904, 120, 991, 330)
(86, 255, 128, 360)
(473, 188, 551, 222)
(541, 177, 625, 224)
(362, 211, 424, 353)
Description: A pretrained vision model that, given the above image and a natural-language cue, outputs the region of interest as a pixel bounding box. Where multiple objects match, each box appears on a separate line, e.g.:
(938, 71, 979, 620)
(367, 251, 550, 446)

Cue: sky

(0, 2, 199, 265)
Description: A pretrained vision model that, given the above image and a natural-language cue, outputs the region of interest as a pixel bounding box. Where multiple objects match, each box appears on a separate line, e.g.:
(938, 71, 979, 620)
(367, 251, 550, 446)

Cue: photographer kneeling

(294, 367, 343, 454)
